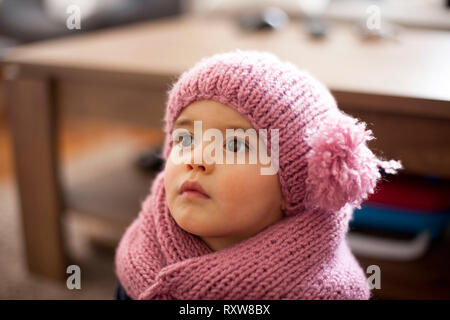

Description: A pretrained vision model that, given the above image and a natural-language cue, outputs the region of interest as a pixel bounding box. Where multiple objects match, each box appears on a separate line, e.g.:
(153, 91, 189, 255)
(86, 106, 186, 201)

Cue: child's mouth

(180, 190, 210, 199)
(179, 180, 210, 199)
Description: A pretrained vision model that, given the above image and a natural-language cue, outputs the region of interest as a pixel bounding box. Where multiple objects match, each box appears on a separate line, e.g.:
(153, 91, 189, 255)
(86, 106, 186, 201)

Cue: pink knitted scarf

(115, 171, 371, 300)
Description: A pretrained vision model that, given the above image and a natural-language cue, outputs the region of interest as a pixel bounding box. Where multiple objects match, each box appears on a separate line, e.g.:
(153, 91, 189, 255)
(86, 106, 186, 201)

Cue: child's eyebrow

(173, 118, 193, 128)
(173, 118, 253, 131)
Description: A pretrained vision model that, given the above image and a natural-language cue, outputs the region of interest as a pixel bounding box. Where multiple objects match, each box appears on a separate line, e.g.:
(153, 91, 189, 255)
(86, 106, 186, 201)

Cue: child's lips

(179, 180, 210, 199)
(180, 190, 210, 199)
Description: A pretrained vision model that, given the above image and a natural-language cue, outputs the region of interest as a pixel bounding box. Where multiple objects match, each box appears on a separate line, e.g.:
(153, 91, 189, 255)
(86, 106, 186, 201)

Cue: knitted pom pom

(304, 113, 402, 212)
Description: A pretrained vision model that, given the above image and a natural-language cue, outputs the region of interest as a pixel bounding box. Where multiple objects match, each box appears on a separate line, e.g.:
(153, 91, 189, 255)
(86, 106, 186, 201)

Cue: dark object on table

(0, 0, 182, 44)
(238, 7, 289, 31)
(305, 17, 329, 39)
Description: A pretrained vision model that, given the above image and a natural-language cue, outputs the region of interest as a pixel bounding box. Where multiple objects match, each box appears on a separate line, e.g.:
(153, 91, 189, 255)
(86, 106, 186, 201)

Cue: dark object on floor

(135, 147, 164, 173)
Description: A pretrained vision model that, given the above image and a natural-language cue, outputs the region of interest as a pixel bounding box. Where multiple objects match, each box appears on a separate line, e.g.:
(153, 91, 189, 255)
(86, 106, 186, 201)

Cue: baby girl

(114, 50, 401, 300)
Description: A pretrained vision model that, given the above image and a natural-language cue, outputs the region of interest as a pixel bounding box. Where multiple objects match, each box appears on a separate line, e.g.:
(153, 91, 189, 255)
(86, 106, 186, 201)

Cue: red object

(367, 174, 450, 212)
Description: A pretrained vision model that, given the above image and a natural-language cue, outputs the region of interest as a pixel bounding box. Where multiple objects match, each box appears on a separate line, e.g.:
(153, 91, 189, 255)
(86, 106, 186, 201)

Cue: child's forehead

(173, 100, 255, 131)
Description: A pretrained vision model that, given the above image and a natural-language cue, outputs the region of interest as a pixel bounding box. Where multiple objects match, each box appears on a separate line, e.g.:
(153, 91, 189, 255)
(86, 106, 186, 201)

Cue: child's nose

(186, 142, 215, 174)
(186, 162, 213, 174)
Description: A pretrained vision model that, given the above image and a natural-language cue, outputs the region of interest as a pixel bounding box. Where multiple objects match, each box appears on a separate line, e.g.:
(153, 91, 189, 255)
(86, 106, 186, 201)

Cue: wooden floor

(0, 116, 12, 181)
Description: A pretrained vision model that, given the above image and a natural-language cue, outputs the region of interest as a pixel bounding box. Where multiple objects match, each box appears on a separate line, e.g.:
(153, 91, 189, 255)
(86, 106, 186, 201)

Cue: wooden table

(2, 14, 450, 284)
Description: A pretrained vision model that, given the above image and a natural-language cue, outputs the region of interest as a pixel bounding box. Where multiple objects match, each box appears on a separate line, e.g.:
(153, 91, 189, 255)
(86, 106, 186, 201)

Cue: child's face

(164, 100, 285, 251)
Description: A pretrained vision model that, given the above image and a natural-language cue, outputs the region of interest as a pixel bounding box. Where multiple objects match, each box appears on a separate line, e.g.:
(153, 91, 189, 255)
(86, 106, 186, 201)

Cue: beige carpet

(0, 136, 156, 299)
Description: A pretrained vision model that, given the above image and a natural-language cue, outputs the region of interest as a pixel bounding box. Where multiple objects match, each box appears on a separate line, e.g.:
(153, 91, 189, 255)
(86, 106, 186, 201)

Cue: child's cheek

(218, 164, 261, 202)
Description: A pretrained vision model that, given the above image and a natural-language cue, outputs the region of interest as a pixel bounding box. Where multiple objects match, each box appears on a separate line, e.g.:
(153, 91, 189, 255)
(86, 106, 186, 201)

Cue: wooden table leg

(5, 65, 68, 281)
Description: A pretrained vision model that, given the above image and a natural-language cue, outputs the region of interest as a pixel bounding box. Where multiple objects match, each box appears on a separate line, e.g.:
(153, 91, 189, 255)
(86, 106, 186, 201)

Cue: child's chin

(171, 211, 206, 233)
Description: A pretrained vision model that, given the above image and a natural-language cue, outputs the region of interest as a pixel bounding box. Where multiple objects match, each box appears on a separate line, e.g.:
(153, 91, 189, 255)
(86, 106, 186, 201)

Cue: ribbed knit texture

(115, 50, 401, 300)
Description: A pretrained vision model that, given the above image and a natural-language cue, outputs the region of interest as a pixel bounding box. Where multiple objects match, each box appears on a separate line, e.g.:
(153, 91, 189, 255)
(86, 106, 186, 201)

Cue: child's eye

(225, 137, 249, 153)
(174, 131, 194, 147)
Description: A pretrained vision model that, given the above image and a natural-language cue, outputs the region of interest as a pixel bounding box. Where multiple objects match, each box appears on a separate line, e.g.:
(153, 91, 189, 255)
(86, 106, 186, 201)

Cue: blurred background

(0, 0, 449, 299)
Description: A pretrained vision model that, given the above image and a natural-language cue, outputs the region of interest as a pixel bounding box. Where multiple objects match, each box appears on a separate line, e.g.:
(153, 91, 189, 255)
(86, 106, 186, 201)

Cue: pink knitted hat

(162, 49, 401, 216)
